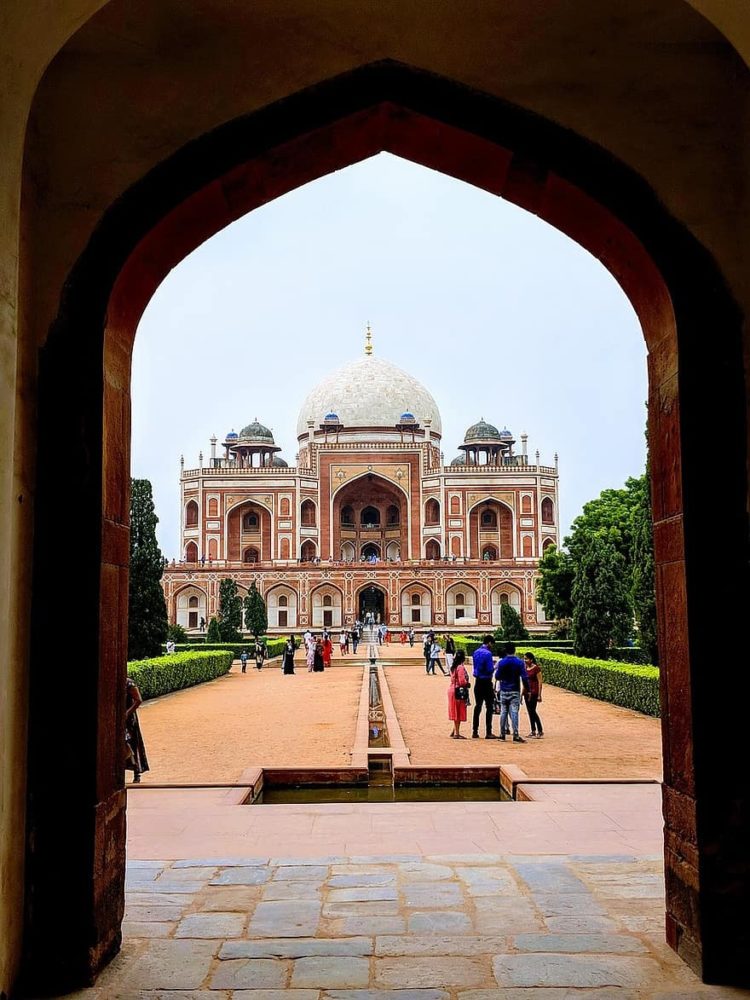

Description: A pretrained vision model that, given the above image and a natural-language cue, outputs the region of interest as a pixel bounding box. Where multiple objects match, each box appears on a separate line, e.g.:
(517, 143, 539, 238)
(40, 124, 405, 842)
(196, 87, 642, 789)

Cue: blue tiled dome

(225, 429, 239, 440)
(500, 427, 514, 438)
(324, 411, 340, 422)
(400, 411, 416, 422)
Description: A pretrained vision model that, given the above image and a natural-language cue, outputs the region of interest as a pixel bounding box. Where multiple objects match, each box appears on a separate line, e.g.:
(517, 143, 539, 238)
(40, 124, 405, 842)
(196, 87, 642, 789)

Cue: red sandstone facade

(162, 342, 559, 633)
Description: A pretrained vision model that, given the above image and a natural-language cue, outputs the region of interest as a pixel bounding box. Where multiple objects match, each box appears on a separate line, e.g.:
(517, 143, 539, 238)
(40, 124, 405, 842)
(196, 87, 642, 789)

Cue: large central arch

(24, 60, 748, 990)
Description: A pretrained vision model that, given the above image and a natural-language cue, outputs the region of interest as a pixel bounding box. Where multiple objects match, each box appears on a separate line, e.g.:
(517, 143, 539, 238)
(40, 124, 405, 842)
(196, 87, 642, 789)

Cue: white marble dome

(296, 354, 442, 439)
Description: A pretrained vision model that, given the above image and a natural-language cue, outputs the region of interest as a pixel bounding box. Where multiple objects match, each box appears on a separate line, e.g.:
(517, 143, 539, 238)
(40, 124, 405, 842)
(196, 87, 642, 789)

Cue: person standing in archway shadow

(471, 635, 497, 739)
(125, 676, 150, 783)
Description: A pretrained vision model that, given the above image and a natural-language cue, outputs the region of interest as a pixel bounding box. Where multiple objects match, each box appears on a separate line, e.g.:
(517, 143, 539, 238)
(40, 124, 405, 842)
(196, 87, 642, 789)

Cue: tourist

(429, 637, 447, 675)
(199, 616, 206, 631)
(313, 638, 325, 672)
(445, 634, 456, 671)
(408, 627, 415, 647)
(344, 630, 350, 653)
(523, 652, 544, 738)
(423, 633, 432, 673)
(400, 629, 406, 644)
(165, 639, 176, 655)
(125, 675, 149, 783)
(322, 632, 333, 668)
(351, 625, 360, 654)
(282, 635, 296, 674)
(254, 640, 266, 670)
(339, 629, 348, 655)
(471, 634, 497, 739)
(303, 627, 313, 650)
(494, 643, 529, 743)
(306, 636, 316, 672)
(448, 650, 471, 738)
(239, 648, 249, 673)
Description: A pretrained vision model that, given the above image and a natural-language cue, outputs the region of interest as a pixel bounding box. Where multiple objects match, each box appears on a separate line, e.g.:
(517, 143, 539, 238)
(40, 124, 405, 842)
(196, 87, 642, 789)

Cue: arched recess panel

(491, 583, 523, 625)
(311, 585, 343, 628)
(266, 585, 298, 629)
(445, 583, 478, 625)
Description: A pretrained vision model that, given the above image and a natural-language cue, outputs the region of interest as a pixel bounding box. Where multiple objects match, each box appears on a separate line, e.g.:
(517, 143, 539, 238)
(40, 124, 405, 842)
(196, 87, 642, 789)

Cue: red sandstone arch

(25, 61, 749, 990)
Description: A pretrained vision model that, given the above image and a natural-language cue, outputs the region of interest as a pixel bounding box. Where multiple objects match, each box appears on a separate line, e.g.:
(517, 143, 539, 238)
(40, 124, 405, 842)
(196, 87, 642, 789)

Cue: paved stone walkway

(64, 854, 749, 998)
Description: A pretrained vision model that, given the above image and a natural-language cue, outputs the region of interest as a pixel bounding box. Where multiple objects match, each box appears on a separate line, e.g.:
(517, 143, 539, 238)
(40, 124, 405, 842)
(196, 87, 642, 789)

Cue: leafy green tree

(499, 602, 529, 642)
(167, 622, 188, 644)
(572, 533, 632, 658)
(631, 470, 658, 664)
(217, 577, 243, 641)
(536, 545, 574, 622)
(566, 477, 643, 569)
(128, 479, 168, 660)
(206, 616, 221, 641)
(243, 582, 268, 638)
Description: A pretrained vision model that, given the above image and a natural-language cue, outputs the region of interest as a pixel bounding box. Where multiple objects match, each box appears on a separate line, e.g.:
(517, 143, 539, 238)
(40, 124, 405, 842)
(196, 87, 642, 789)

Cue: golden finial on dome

(364, 322, 373, 356)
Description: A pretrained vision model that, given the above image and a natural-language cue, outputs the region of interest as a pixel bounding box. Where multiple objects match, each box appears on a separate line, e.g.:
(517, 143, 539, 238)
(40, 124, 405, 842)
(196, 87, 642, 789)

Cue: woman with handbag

(448, 650, 471, 739)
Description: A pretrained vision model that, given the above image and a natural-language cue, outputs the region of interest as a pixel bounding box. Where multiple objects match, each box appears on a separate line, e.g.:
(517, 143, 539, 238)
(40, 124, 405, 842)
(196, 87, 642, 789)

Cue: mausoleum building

(163, 330, 560, 633)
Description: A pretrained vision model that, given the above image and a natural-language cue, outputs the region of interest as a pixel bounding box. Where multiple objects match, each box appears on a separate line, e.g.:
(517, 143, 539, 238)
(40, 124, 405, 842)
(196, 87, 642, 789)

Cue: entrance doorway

(359, 585, 386, 623)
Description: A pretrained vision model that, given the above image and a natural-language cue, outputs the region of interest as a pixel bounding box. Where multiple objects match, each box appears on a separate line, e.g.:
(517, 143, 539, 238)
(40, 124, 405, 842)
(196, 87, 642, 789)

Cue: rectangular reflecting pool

(252, 784, 511, 804)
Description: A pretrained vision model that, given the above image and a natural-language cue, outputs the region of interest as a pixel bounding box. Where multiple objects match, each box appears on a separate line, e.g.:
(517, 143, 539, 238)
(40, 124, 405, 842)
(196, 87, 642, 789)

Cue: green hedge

(128, 650, 233, 700)
(161, 639, 287, 658)
(536, 651, 660, 717)
(610, 646, 654, 666)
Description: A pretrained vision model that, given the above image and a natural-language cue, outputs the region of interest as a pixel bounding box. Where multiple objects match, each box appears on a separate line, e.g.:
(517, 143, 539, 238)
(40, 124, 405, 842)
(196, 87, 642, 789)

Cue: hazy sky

(132, 153, 647, 557)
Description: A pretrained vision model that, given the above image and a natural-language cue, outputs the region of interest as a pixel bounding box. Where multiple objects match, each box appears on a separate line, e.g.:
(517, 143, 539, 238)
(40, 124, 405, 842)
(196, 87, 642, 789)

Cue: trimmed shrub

(128, 650, 233, 700)
(610, 646, 654, 666)
(536, 650, 660, 717)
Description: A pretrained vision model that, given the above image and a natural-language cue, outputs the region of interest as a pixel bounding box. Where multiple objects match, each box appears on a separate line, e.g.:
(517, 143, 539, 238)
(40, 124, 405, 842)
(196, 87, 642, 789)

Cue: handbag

(455, 684, 470, 702)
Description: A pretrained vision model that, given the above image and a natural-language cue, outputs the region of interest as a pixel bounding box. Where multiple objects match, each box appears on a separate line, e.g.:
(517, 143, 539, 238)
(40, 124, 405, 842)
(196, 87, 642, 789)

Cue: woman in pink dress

(448, 650, 471, 739)
(322, 635, 333, 668)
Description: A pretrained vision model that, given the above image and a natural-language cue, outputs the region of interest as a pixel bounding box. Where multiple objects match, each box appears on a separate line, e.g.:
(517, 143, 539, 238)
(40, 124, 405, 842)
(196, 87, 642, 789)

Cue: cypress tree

(243, 582, 268, 638)
(206, 616, 221, 642)
(128, 479, 168, 660)
(572, 533, 632, 659)
(217, 577, 243, 641)
(499, 602, 529, 642)
(631, 471, 658, 664)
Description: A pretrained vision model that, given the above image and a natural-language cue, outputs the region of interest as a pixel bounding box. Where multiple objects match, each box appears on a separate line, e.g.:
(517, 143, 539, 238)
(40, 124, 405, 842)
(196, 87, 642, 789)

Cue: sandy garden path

(383, 660, 663, 780)
(136, 653, 362, 784)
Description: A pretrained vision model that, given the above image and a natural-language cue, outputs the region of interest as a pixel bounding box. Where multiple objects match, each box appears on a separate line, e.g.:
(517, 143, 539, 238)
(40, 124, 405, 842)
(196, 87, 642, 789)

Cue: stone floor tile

(123, 891, 192, 905)
(175, 911, 246, 938)
(397, 862, 454, 881)
(126, 859, 169, 869)
(328, 886, 398, 903)
(209, 957, 289, 989)
(428, 853, 505, 865)
(375, 935, 508, 957)
(210, 866, 271, 885)
(125, 869, 160, 882)
(269, 855, 348, 866)
(492, 953, 663, 988)
(328, 873, 396, 888)
(374, 957, 488, 988)
(221, 937, 373, 959)
(155, 866, 217, 882)
(459, 990, 640, 1000)
(233, 992, 319, 1000)
(94, 940, 217, 991)
(330, 865, 395, 876)
(531, 893, 607, 917)
(249, 899, 321, 937)
(121, 920, 175, 938)
(291, 956, 370, 988)
(407, 910, 473, 933)
(471, 898, 543, 934)
(124, 903, 187, 922)
(401, 882, 462, 908)
(263, 880, 323, 900)
(322, 900, 399, 918)
(173, 856, 269, 867)
(326, 992, 448, 1000)
(142, 879, 207, 893)
(195, 884, 261, 910)
(327, 916, 407, 936)
(273, 865, 329, 881)
(513, 932, 647, 953)
(544, 915, 621, 933)
(349, 855, 421, 864)
(513, 862, 590, 894)
(136, 991, 231, 999)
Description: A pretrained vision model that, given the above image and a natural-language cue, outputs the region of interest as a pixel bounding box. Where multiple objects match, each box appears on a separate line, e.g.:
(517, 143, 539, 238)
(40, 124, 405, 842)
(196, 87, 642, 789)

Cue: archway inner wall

(16, 56, 750, 998)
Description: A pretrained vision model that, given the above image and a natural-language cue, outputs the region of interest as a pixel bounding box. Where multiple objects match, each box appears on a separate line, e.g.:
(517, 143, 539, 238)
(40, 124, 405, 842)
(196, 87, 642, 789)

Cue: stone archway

(21, 59, 749, 991)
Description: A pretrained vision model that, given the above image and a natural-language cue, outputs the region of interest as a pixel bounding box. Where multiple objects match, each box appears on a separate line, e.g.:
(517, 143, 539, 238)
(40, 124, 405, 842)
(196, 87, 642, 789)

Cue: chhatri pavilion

(162, 328, 560, 633)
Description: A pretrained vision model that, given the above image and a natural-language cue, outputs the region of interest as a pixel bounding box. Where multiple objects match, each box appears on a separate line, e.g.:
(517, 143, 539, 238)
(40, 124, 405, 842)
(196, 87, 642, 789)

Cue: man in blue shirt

(494, 643, 529, 743)
(471, 635, 497, 739)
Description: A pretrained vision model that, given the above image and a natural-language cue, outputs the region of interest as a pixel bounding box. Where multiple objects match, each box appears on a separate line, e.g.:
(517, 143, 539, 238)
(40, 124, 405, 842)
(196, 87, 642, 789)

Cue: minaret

(521, 432, 528, 459)
(365, 321, 373, 356)
(210, 435, 217, 463)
